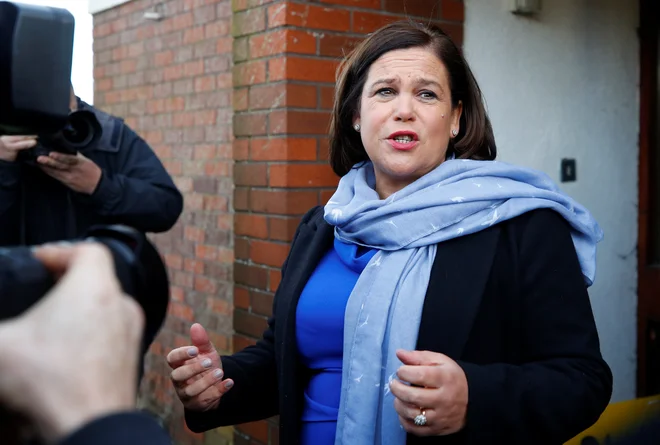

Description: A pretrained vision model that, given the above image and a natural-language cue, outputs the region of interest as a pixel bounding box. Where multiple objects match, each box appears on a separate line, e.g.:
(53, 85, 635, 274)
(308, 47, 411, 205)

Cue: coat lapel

(416, 225, 501, 358)
(276, 210, 334, 344)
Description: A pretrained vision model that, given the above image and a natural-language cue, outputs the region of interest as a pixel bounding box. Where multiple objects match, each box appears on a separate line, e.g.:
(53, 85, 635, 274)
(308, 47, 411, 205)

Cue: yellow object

(565, 394, 660, 444)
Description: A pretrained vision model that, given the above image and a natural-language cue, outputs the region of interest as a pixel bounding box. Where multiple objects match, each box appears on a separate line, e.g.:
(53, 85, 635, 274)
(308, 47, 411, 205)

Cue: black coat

(57, 412, 172, 445)
(187, 206, 612, 444)
(0, 100, 183, 246)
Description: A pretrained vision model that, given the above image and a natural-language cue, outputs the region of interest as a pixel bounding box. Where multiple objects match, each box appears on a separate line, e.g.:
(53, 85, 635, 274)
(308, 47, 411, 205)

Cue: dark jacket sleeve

(458, 209, 613, 444)
(0, 160, 22, 246)
(80, 125, 183, 233)
(58, 411, 172, 445)
(185, 207, 320, 432)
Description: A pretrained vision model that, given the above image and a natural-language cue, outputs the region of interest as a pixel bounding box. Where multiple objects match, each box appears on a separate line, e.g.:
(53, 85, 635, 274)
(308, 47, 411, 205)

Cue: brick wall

(231, 1, 464, 445)
(92, 1, 234, 444)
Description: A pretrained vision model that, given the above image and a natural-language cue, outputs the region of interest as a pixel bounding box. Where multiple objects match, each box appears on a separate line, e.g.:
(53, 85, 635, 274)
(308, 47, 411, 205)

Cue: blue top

(295, 239, 376, 445)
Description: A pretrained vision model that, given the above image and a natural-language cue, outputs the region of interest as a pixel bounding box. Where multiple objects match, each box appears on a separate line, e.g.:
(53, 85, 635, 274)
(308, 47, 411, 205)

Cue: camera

(0, 225, 170, 354)
(20, 109, 103, 163)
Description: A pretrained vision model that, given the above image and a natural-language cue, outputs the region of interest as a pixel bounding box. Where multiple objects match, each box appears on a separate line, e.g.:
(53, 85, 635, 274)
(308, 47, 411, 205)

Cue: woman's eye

(419, 91, 437, 99)
(376, 88, 395, 97)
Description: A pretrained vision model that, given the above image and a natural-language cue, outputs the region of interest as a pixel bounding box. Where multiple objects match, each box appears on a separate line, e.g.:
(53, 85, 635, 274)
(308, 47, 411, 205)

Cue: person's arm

(58, 411, 172, 445)
(0, 135, 37, 246)
(80, 126, 183, 233)
(0, 160, 22, 246)
(184, 207, 320, 432)
(458, 209, 612, 444)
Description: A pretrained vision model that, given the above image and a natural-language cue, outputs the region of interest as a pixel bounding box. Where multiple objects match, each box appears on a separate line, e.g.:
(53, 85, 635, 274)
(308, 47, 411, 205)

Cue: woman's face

(355, 47, 462, 199)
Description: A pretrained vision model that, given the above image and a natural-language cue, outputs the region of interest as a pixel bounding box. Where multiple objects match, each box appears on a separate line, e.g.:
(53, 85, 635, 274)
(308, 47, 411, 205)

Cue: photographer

(0, 243, 171, 445)
(0, 86, 183, 247)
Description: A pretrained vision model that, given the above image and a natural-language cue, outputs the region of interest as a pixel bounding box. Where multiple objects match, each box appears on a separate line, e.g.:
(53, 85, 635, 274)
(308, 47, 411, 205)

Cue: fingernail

(187, 347, 198, 357)
(214, 369, 224, 379)
(201, 359, 212, 368)
(224, 380, 233, 389)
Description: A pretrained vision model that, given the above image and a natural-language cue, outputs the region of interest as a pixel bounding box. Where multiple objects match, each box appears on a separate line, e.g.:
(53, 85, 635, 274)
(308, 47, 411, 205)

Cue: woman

(167, 21, 612, 444)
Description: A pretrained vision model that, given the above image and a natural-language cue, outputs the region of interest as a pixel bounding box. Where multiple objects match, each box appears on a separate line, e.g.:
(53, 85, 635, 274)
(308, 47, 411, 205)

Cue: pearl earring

(354, 124, 361, 132)
(451, 129, 458, 137)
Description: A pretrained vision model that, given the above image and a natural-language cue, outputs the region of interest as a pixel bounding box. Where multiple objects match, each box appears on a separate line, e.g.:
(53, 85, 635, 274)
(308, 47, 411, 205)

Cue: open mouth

(387, 131, 419, 150)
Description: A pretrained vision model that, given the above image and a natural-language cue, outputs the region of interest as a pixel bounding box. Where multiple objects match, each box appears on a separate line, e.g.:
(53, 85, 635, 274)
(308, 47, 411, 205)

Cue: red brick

(442, 0, 465, 22)
(184, 258, 205, 275)
(169, 302, 194, 322)
(183, 25, 206, 44)
(269, 164, 338, 187)
(217, 214, 232, 230)
(268, 216, 300, 242)
(234, 334, 257, 352)
(234, 286, 251, 310)
(319, 0, 380, 8)
(268, 56, 338, 83)
(233, 7, 266, 35)
(164, 253, 183, 270)
(194, 75, 216, 92)
(207, 297, 231, 316)
(234, 187, 249, 210)
(320, 189, 337, 205)
(269, 110, 331, 135)
(250, 290, 274, 316)
(234, 138, 249, 160)
(382, 0, 438, 17)
(234, 87, 249, 111)
(319, 34, 362, 57)
(205, 20, 230, 38)
(235, 213, 269, 238)
(249, 137, 317, 161)
(248, 83, 317, 110)
(353, 11, 400, 33)
(268, 3, 350, 32)
(320, 86, 335, 109)
(235, 236, 250, 260)
(269, 269, 282, 292)
(194, 275, 217, 293)
(249, 29, 316, 58)
(250, 240, 290, 267)
(234, 163, 268, 186)
(154, 50, 174, 67)
(234, 113, 267, 136)
(234, 60, 267, 86)
(234, 310, 268, 338)
(250, 189, 319, 215)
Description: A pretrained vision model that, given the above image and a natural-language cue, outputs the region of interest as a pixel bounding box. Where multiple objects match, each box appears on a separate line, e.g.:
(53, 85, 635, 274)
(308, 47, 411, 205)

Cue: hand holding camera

(0, 243, 144, 443)
(0, 135, 37, 162)
(37, 151, 102, 195)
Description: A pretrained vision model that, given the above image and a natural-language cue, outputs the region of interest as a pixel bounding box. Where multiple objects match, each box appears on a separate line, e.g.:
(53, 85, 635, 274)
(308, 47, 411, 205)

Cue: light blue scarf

(324, 159, 603, 445)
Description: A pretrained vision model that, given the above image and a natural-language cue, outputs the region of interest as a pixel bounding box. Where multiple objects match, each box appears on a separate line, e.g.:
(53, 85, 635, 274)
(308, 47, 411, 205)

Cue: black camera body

(0, 225, 170, 355)
(19, 108, 103, 164)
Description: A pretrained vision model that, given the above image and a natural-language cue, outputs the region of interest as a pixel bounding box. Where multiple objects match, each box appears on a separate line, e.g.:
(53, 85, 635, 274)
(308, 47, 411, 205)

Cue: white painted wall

(464, 0, 639, 402)
(88, 0, 130, 14)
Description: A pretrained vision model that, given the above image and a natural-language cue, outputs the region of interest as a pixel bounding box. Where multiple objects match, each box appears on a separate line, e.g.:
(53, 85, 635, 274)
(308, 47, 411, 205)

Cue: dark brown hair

(329, 20, 496, 177)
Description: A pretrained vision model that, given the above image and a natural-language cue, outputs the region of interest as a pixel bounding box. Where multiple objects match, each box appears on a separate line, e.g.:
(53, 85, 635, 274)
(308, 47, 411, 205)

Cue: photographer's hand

(38, 152, 102, 194)
(0, 135, 37, 162)
(0, 243, 144, 443)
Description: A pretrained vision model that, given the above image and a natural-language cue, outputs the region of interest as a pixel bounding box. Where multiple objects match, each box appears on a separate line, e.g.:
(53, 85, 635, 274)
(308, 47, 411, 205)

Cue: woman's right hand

(167, 323, 234, 412)
(0, 135, 37, 162)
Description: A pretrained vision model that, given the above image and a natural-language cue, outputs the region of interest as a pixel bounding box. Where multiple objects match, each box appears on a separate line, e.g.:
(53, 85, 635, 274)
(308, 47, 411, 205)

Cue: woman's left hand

(389, 349, 468, 436)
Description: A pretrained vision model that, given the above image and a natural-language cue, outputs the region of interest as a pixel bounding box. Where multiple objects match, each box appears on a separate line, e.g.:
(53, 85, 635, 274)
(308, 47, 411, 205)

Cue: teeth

(394, 136, 413, 142)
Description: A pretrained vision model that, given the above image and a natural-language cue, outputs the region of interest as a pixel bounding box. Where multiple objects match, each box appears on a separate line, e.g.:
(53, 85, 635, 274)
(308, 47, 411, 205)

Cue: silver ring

(414, 410, 427, 426)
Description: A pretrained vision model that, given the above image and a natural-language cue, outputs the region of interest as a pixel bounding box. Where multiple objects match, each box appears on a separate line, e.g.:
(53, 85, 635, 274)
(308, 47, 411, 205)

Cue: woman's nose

(393, 95, 415, 122)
